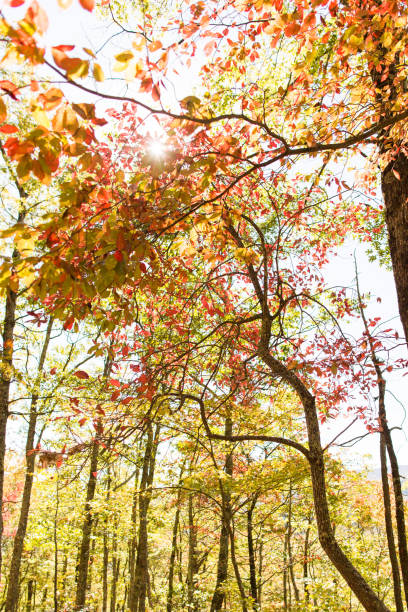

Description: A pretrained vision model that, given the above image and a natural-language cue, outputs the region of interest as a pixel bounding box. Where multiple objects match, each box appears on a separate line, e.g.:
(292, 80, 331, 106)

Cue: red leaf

(63, 315, 74, 331)
(110, 379, 121, 388)
(53, 44, 75, 52)
(113, 249, 123, 261)
(0, 125, 18, 134)
(92, 471, 98, 477)
(110, 390, 120, 401)
(50, 367, 57, 375)
(10, 0, 25, 6)
(78, 417, 87, 426)
(79, 0, 95, 11)
(74, 370, 89, 379)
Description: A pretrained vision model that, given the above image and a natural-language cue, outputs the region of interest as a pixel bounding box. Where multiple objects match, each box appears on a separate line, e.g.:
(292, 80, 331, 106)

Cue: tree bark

(382, 417, 408, 605)
(74, 439, 99, 611)
(380, 433, 404, 612)
(5, 318, 53, 612)
(303, 518, 311, 603)
(25, 580, 34, 612)
(110, 539, 119, 612)
(0, 205, 26, 575)
(247, 498, 258, 609)
(211, 416, 233, 612)
(129, 423, 160, 612)
(102, 466, 111, 612)
(287, 482, 299, 603)
(166, 464, 184, 612)
(187, 493, 199, 612)
(381, 150, 408, 343)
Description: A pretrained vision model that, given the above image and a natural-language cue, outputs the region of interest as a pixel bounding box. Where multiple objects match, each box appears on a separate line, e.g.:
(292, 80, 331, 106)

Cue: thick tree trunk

(5, 318, 53, 612)
(381, 153, 408, 344)
(247, 498, 258, 609)
(211, 416, 233, 612)
(74, 439, 99, 610)
(380, 433, 404, 612)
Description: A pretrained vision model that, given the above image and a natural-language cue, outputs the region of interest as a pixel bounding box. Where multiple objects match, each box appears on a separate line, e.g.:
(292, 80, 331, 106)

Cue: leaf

(74, 370, 90, 379)
(10, 0, 25, 6)
(0, 99, 6, 123)
(152, 84, 160, 102)
(0, 125, 17, 134)
(57, 0, 73, 7)
(79, 0, 95, 11)
(93, 63, 104, 82)
(0, 81, 19, 100)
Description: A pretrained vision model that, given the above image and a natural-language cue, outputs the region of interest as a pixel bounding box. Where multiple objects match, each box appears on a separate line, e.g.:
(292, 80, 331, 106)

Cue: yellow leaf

(93, 63, 104, 82)
(84, 47, 96, 58)
(381, 30, 393, 48)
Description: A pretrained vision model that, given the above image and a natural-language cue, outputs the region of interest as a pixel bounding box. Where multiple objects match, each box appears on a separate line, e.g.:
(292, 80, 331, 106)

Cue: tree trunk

(211, 416, 233, 612)
(5, 318, 53, 612)
(257, 533, 263, 607)
(25, 580, 34, 612)
(103, 465, 111, 612)
(381, 152, 408, 343)
(128, 466, 140, 604)
(303, 518, 311, 603)
(74, 439, 99, 610)
(110, 540, 119, 612)
(187, 494, 199, 612)
(287, 482, 299, 602)
(166, 464, 184, 612)
(228, 521, 248, 612)
(53, 474, 59, 612)
(247, 498, 258, 609)
(0, 207, 26, 576)
(380, 432, 404, 612)
(382, 417, 408, 605)
(129, 423, 160, 612)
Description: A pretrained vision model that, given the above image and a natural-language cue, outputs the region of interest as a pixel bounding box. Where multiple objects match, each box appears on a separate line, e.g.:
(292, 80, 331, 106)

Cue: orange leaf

(78, 0, 95, 11)
(0, 124, 17, 134)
